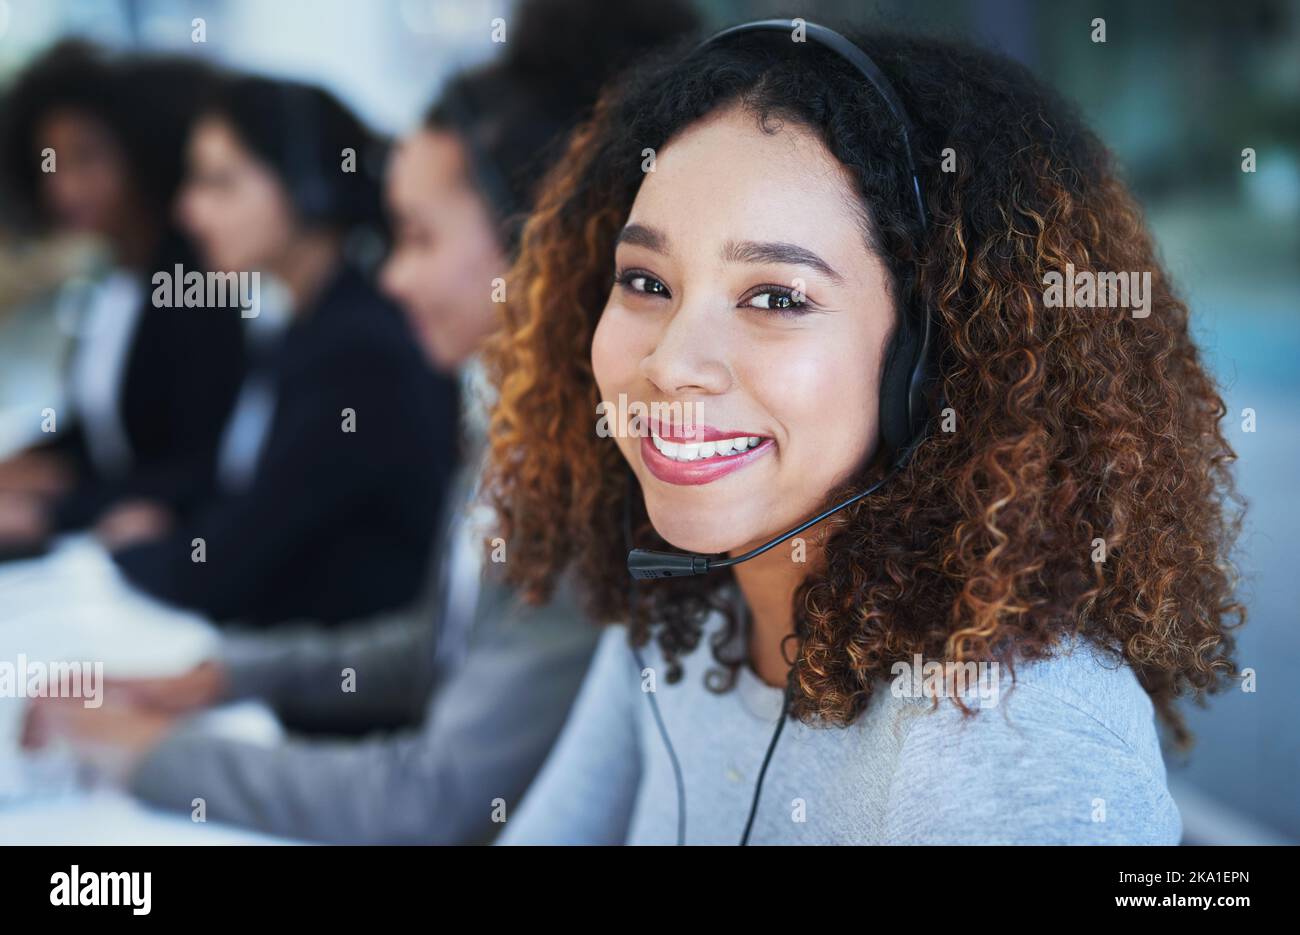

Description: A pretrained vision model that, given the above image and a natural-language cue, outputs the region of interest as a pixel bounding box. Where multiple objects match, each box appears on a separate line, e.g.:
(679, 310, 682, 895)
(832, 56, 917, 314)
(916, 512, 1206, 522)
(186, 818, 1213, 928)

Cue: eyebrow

(615, 223, 667, 253)
(615, 223, 843, 284)
(722, 239, 844, 284)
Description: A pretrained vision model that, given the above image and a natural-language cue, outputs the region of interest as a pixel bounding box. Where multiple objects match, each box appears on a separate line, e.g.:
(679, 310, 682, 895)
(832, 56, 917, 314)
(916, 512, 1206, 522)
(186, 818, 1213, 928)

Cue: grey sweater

(127, 571, 598, 844)
(127, 403, 601, 844)
(499, 616, 1183, 845)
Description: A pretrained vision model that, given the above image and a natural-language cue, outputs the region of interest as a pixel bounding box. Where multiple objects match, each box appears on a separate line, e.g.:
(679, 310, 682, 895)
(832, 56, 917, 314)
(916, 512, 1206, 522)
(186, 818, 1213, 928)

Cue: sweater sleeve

(497, 624, 643, 845)
(881, 681, 1183, 845)
(127, 599, 599, 844)
(215, 607, 438, 732)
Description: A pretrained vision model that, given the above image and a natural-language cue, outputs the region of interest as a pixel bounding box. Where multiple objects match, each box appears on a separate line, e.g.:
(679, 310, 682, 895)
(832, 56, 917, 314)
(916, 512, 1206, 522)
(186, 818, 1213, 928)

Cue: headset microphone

(627, 452, 907, 580)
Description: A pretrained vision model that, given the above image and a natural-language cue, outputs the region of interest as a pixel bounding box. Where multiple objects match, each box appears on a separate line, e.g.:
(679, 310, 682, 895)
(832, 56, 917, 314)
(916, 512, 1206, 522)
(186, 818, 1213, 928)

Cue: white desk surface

(0, 536, 298, 845)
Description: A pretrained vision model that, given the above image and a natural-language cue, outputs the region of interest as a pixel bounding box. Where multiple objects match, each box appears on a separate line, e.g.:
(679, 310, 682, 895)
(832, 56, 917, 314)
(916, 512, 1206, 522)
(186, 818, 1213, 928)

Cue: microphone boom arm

(627, 470, 896, 580)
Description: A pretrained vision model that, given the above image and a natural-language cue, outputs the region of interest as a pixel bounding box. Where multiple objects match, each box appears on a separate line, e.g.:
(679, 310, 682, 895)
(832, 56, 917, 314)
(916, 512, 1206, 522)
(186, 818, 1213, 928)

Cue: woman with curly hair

(485, 21, 1245, 845)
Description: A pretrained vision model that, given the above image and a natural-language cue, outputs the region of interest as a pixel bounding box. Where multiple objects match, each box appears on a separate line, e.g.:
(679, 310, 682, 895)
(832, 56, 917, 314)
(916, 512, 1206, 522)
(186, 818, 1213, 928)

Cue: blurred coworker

(24, 0, 700, 844)
(0, 42, 245, 551)
(107, 76, 460, 626)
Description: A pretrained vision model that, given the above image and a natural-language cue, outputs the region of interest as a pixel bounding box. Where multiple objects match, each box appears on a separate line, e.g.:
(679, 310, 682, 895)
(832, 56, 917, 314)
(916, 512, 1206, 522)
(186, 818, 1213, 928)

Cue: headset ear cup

(878, 319, 919, 455)
(295, 175, 333, 222)
(279, 84, 335, 225)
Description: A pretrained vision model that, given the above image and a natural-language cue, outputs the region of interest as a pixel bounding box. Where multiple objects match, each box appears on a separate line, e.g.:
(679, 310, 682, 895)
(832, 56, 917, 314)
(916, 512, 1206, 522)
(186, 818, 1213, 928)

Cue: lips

(639, 417, 774, 486)
(648, 416, 760, 444)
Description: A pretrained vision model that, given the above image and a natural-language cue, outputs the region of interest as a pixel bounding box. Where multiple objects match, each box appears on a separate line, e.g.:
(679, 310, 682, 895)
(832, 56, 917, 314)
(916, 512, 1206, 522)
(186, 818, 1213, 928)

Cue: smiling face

(591, 104, 897, 557)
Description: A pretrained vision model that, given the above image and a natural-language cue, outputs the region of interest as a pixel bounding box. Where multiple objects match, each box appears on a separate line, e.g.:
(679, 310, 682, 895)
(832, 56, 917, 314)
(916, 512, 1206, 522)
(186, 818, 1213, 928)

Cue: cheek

(591, 304, 638, 401)
(430, 246, 489, 329)
(232, 180, 298, 257)
(591, 307, 646, 469)
(259, 200, 298, 248)
(747, 330, 881, 477)
(228, 216, 277, 266)
(85, 162, 125, 209)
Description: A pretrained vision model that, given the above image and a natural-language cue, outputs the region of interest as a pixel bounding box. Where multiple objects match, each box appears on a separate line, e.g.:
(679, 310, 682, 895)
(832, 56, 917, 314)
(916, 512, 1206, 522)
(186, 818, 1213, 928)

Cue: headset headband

(697, 19, 927, 231)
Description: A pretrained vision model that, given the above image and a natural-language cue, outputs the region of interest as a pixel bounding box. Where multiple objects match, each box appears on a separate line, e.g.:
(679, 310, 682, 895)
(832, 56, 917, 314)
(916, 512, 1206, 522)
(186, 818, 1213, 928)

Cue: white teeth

(650, 432, 764, 463)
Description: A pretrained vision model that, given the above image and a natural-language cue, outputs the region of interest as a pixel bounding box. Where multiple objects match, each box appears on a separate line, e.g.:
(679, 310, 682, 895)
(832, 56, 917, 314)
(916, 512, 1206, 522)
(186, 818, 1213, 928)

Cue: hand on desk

(22, 696, 179, 786)
(0, 491, 51, 545)
(20, 662, 228, 785)
(0, 451, 74, 496)
(105, 661, 229, 713)
(95, 499, 173, 549)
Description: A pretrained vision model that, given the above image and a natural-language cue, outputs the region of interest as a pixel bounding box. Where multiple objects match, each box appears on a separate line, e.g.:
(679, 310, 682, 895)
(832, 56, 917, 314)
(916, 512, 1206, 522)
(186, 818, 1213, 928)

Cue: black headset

(625, 19, 937, 845)
(276, 83, 335, 222)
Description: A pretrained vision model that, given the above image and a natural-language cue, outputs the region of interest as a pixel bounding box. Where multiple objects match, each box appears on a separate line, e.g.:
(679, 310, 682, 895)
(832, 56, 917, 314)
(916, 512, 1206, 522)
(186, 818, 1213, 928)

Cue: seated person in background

(107, 76, 460, 626)
(0, 42, 246, 552)
(22, 0, 699, 843)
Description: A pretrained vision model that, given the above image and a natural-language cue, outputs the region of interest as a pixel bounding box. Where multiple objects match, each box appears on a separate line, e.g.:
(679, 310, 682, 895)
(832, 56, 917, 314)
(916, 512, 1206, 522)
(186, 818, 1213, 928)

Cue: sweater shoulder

(876, 639, 1181, 844)
(884, 637, 1160, 751)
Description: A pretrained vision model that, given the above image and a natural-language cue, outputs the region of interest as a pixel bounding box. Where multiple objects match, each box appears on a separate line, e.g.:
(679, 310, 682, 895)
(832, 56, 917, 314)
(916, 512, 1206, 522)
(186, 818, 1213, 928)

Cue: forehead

(191, 115, 245, 156)
(398, 130, 465, 178)
(390, 130, 471, 198)
(38, 108, 112, 141)
(627, 104, 869, 259)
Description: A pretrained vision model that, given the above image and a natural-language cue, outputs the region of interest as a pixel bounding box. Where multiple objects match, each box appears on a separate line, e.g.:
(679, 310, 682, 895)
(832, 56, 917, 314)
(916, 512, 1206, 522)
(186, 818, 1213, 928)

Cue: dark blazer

(112, 263, 460, 627)
(42, 233, 247, 528)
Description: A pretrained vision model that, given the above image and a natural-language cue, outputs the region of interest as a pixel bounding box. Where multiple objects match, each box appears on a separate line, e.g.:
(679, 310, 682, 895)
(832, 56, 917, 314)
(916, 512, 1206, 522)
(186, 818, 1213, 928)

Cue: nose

(639, 295, 732, 398)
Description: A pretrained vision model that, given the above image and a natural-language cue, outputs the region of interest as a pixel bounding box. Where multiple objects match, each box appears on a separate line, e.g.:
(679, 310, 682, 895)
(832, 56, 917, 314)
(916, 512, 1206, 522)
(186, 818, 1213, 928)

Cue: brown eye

(745, 287, 807, 313)
(617, 269, 670, 298)
(634, 276, 666, 294)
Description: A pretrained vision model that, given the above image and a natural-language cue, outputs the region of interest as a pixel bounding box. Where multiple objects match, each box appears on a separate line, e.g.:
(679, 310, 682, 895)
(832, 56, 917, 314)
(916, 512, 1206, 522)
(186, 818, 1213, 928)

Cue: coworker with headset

(488, 21, 1244, 844)
(108, 75, 459, 627)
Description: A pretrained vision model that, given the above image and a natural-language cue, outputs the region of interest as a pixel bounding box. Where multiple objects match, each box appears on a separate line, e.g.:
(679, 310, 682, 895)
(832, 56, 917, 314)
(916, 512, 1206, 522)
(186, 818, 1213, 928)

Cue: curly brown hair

(480, 27, 1245, 748)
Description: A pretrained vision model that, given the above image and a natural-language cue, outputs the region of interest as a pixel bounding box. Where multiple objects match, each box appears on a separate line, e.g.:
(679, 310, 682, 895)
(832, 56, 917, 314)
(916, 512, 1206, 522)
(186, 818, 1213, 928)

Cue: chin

(423, 342, 459, 374)
(643, 496, 758, 557)
(209, 257, 243, 275)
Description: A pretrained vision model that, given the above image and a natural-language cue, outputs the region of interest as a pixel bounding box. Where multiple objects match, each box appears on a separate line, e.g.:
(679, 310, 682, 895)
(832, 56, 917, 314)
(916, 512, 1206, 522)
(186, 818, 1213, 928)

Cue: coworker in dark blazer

(109, 75, 459, 626)
(45, 232, 246, 529)
(0, 43, 246, 547)
(114, 264, 455, 625)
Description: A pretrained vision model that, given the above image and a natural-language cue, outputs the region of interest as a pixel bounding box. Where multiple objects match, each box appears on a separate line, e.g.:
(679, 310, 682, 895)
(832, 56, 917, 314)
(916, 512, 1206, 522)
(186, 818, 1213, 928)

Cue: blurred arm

(129, 589, 599, 844)
(216, 605, 439, 733)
